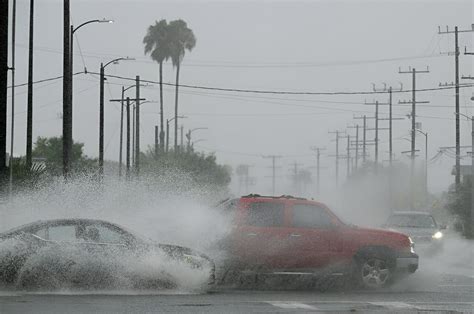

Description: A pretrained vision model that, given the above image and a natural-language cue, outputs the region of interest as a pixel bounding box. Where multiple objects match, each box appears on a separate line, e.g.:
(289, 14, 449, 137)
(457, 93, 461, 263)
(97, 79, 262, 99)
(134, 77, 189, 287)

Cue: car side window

(292, 204, 334, 228)
(48, 225, 77, 242)
(246, 202, 285, 227)
(33, 227, 48, 239)
(82, 224, 125, 244)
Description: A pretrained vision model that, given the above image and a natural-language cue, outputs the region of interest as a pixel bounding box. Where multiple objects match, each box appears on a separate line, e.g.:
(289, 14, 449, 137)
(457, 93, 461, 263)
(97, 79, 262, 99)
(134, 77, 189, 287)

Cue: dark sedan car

(0, 218, 215, 290)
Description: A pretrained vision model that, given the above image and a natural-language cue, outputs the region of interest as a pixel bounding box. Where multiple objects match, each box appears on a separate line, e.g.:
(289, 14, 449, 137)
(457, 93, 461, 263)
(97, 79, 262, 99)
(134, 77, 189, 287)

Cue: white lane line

(0, 292, 20, 297)
(266, 301, 318, 310)
(370, 302, 418, 310)
(438, 284, 474, 287)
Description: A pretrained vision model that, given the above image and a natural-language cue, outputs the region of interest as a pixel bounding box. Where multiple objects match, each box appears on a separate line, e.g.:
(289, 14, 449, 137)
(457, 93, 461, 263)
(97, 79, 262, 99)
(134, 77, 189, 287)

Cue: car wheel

(356, 254, 392, 289)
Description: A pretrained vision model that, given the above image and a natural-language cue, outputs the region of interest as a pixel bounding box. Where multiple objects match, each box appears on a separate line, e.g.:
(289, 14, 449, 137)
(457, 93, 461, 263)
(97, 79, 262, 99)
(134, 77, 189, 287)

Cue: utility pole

(110, 94, 145, 177)
(438, 25, 474, 188)
(8, 0, 16, 197)
(26, 0, 34, 168)
(461, 51, 474, 230)
(372, 83, 404, 166)
(154, 125, 159, 158)
(372, 83, 404, 212)
(62, 0, 71, 178)
(347, 125, 361, 170)
(346, 135, 351, 179)
(355, 126, 359, 169)
(400, 66, 430, 209)
(126, 97, 131, 179)
(99, 62, 105, 176)
(135, 76, 140, 175)
(290, 161, 303, 195)
(180, 125, 184, 153)
(472, 116, 474, 233)
(119, 87, 124, 177)
(262, 155, 282, 195)
(310, 147, 325, 196)
(166, 119, 170, 153)
(363, 116, 366, 163)
(364, 100, 391, 172)
(354, 115, 377, 164)
(329, 130, 346, 188)
(99, 57, 133, 178)
(237, 164, 253, 194)
(132, 104, 135, 166)
(0, 0, 7, 180)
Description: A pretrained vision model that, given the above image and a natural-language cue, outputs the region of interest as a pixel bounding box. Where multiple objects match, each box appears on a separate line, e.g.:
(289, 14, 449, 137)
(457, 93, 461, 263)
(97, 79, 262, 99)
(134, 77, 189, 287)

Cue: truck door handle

(289, 233, 301, 237)
(246, 233, 257, 237)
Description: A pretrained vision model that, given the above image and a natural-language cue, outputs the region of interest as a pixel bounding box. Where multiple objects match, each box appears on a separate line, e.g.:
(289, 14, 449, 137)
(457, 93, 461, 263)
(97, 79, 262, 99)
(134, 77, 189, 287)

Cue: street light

(166, 116, 187, 153)
(186, 127, 208, 151)
(70, 17, 113, 133)
(64, 18, 112, 178)
(99, 56, 134, 176)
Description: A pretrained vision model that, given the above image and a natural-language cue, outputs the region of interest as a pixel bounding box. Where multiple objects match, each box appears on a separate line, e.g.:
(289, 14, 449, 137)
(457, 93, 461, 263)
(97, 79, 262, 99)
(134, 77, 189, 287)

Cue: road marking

(438, 284, 474, 287)
(370, 302, 418, 310)
(266, 301, 318, 310)
(0, 292, 20, 297)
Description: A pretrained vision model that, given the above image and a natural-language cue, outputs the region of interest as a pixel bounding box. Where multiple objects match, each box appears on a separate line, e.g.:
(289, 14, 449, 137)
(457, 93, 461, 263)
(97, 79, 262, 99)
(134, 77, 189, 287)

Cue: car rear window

(246, 202, 285, 227)
(292, 204, 334, 228)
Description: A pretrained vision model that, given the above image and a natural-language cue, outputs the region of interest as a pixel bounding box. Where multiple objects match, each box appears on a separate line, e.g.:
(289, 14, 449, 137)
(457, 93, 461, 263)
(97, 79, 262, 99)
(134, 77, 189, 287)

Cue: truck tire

(354, 250, 394, 289)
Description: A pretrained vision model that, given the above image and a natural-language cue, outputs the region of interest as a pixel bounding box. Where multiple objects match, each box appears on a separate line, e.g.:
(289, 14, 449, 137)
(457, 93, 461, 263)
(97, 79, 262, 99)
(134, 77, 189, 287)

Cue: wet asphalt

(0, 269, 473, 313)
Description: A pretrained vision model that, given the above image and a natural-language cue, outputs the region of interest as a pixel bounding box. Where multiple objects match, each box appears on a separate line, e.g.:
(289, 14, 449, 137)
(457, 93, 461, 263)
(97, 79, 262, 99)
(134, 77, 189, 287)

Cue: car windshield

(386, 214, 437, 228)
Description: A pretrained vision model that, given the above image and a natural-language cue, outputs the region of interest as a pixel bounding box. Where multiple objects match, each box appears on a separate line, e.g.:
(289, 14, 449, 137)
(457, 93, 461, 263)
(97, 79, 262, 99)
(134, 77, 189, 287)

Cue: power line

(13, 42, 445, 68)
(7, 71, 85, 89)
(88, 72, 474, 96)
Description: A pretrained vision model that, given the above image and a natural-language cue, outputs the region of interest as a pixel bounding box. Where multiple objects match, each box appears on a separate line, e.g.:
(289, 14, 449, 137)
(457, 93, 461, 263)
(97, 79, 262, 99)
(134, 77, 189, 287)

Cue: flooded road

(1, 270, 473, 313)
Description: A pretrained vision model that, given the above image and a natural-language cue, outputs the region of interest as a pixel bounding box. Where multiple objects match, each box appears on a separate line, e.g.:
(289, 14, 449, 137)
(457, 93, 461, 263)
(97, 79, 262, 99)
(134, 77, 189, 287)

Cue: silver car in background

(383, 211, 445, 256)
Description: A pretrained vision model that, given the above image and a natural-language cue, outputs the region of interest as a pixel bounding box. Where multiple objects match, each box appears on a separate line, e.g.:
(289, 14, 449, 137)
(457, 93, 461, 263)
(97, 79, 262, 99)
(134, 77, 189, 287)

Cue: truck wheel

(355, 253, 393, 289)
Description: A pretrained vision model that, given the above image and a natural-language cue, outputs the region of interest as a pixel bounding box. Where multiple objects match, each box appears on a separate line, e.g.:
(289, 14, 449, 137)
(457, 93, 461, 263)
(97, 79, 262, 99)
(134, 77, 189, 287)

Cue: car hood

(386, 227, 437, 237)
(342, 225, 411, 245)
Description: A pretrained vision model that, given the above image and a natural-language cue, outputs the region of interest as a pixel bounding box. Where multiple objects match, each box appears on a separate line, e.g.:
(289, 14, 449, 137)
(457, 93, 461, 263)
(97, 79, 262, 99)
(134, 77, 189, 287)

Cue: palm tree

(168, 20, 196, 152)
(143, 19, 170, 153)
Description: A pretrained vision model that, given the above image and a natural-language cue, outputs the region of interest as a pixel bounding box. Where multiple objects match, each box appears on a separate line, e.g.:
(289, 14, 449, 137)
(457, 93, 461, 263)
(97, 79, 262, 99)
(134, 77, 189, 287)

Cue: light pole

(166, 116, 187, 153)
(186, 127, 208, 152)
(63, 18, 112, 178)
(99, 57, 133, 177)
(415, 128, 428, 205)
(71, 18, 112, 128)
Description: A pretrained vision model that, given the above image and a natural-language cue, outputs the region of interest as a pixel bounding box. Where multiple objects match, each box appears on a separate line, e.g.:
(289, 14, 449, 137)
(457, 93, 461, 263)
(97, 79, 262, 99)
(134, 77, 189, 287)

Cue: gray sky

(6, 0, 474, 195)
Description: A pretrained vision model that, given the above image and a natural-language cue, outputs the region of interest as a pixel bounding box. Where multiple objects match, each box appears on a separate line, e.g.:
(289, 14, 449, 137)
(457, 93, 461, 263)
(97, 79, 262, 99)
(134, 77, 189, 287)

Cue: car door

(235, 200, 292, 269)
(79, 223, 131, 257)
(287, 202, 341, 270)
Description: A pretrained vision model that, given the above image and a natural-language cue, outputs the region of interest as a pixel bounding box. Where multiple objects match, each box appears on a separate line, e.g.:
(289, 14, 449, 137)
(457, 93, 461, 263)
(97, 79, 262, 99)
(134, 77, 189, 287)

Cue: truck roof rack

(241, 194, 307, 200)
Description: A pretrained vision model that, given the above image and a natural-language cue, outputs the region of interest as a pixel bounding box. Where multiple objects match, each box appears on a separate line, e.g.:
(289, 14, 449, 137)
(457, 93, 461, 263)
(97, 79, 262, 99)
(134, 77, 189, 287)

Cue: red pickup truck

(217, 195, 418, 289)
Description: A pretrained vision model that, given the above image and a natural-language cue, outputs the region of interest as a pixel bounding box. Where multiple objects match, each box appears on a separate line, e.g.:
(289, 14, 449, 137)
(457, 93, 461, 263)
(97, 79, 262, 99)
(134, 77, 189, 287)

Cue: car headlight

(432, 231, 443, 240)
